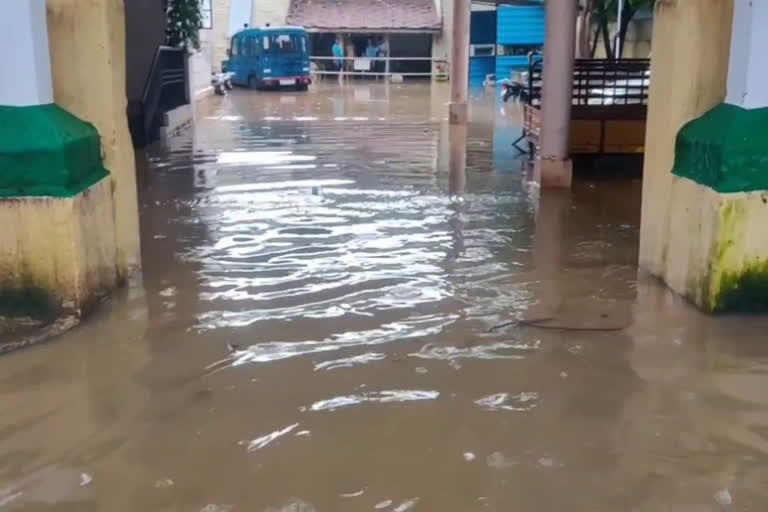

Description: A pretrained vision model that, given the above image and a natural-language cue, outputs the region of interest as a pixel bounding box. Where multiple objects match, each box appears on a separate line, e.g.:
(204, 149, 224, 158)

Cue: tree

(589, 0, 655, 60)
(166, 0, 203, 51)
(576, 0, 594, 58)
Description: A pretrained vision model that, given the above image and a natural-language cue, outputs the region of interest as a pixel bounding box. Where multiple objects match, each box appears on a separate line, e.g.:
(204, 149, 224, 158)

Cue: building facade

(204, 0, 451, 78)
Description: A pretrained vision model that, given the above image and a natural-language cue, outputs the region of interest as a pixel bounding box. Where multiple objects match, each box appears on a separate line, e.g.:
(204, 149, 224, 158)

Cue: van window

(300, 35, 307, 54)
(263, 35, 270, 51)
(231, 36, 241, 57)
(249, 37, 259, 56)
(271, 34, 298, 54)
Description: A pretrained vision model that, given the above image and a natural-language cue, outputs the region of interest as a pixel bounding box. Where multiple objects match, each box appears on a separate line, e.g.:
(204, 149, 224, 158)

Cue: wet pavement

(3, 82, 768, 511)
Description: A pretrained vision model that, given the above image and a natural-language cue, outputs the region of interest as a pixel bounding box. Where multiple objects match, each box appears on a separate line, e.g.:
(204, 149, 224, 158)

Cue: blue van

(225, 26, 312, 90)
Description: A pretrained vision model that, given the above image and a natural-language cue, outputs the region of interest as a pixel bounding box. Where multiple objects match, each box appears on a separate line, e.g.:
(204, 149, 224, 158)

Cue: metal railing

(526, 56, 651, 107)
(309, 56, 448, 78)
(135, 46, 188, 147)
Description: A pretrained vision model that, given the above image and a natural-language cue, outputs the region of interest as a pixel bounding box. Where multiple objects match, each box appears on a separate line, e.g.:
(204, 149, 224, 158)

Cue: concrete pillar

(47, 0, 141, 278)
(725, 0, 768, 109)
(448, 0, 470, 124)
(639, 0, 733, 278)
(535, 0, 577, 188)
(448, 124, 467, 195)
(0, 0, 53, 106)
(637, 0, 768, 313)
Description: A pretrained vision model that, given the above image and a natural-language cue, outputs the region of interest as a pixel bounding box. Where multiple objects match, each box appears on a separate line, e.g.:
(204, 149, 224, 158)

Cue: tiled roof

(286, 0, 442, 32)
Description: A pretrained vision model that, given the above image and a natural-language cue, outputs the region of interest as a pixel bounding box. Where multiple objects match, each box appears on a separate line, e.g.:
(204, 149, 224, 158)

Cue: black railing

(131, 46, 188, 147)
(527, 56, 651, 107)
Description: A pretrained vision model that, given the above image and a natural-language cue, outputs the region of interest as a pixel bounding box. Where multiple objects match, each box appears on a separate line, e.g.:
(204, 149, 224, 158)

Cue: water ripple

(307, 390, 440, 412)
(248, 423, 300, 452)
(314, 352, 387, 371)
(410, 341, 539, 361)
(475, 392, 540, 412)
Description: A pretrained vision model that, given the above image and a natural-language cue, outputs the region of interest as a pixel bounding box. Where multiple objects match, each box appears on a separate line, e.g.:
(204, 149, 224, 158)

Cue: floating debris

(154, 478, 174, 489)
(714, 488, 733, 509)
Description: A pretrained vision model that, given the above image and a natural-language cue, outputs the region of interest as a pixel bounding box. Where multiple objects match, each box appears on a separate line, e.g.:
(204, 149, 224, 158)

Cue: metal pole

(615, 0, 624, 59)
(384, 34, 391, 79)
(449, 0, 471, 124)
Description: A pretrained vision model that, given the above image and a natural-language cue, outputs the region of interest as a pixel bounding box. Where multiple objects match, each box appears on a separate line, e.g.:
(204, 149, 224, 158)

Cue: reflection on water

(2, 83, 768, 511)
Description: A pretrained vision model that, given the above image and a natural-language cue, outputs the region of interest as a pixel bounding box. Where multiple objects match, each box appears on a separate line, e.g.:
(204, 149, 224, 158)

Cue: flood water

(3, 82, 768, 511)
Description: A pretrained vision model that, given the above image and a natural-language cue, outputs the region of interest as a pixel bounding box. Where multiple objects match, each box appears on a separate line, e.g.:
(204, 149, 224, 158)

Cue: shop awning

(286, 0, 442, 33)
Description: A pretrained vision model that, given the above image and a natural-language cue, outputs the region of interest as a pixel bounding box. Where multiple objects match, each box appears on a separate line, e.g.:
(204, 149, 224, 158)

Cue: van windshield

(266, 33, 307, 55)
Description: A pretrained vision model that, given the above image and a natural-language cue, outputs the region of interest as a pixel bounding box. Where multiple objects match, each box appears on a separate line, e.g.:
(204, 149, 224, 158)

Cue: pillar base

(448, 102, 468, 124)
(644, 177, 768, 313)
(534, 157, 573, 188)
(0, 178, 119, 319)
(0, 104, 118, 320)
(0, 104, 107, 197)
(642, 104, 768, 313)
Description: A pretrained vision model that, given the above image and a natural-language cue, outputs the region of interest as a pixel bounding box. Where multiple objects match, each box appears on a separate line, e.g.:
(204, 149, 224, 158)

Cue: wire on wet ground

(488, 318, 626, 332)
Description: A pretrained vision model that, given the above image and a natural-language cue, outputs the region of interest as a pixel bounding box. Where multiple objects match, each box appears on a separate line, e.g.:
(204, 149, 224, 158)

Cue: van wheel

(295, 83, 309, 92)
(248, 75, 260, 90)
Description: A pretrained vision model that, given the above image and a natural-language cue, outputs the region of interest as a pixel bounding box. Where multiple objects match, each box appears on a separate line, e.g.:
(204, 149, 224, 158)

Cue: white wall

(0, 0, 53, 106)
(229, 0, 252, 33)
(726, 0, 768, 109)
(251, 0, 290, 28)
(189, 30, 214, 99)
(432, 0, 453, 73)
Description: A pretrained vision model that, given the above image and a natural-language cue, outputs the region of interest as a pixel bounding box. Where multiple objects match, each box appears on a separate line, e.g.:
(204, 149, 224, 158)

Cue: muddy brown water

(3, 83, 768, 511)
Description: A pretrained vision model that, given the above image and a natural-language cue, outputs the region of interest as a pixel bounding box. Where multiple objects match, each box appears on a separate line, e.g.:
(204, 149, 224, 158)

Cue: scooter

(499, 79, 528, 104)
(212, 72, 234, 96)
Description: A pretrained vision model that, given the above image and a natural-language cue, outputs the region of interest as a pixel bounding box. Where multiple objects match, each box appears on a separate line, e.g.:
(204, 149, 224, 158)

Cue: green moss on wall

(0, 104, 108, 198)
(0, 285, 57, 320)
(699, 200, 768, 313)
(673, 103, 768, 193)
(712, 261, 768, 313)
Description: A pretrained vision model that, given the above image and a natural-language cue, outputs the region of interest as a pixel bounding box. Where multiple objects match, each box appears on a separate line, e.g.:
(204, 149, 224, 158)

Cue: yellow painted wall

(661, 179, 768, 312)
(0, 179, 118, 316)
(639, 0, 734, 276)
(46, 0, 141, 280)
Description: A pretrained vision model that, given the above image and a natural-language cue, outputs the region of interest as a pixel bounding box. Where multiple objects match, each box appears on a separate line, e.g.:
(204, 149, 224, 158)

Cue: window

(271, 34, 298, 54)
(250, 37, 260, 56)
(200, 0, 212, 29)
(300, 36, 308, 54)
(263, 35, 270, 51)
(231, 36, 240, 56)
(498, 44, 542, 57)
(471, 44, 495, 57)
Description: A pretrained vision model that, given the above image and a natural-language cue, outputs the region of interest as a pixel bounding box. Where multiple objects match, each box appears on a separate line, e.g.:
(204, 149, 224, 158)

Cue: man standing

(332, 37, 344, 82)
(377, 36, 390, 76)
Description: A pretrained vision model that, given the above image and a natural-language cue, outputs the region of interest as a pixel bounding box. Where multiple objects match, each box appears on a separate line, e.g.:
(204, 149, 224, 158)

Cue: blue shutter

(496, 6, 545, 46)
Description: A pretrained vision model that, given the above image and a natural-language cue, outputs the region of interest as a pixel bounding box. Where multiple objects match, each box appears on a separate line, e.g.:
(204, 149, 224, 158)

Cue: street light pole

(615, 0, 624, 59)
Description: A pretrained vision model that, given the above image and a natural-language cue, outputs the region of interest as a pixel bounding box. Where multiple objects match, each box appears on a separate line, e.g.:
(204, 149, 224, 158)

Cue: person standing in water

(332, 37, 344, 82)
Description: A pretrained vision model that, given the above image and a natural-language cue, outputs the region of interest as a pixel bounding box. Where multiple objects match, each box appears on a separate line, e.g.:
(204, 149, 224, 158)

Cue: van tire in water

(295, 83, 309, 92)
(248, 75, 260, 90)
